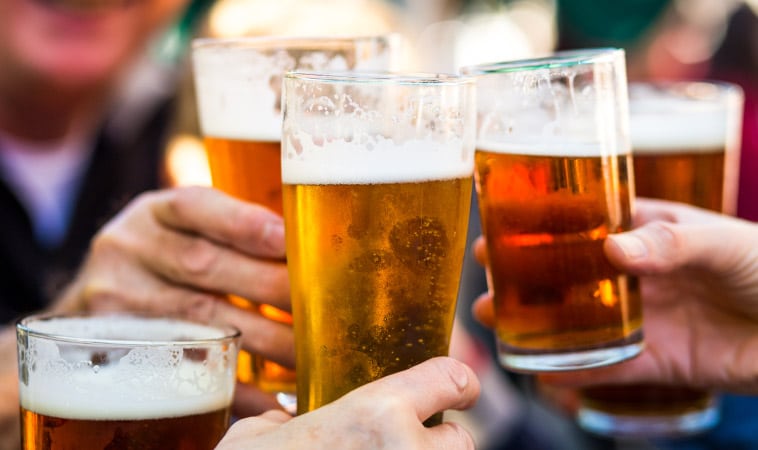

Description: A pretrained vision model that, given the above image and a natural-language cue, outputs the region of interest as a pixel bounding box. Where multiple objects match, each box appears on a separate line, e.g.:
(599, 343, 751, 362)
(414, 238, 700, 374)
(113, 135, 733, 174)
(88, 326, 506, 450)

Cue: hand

(473, 198, 758, 393)
(53, 186, 293, 413)
(217, 357, 480, 450)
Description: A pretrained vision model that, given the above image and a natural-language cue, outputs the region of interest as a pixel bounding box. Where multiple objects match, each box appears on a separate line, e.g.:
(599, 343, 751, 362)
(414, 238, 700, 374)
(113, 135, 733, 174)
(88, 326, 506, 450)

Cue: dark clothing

(0, 95, 174, 323)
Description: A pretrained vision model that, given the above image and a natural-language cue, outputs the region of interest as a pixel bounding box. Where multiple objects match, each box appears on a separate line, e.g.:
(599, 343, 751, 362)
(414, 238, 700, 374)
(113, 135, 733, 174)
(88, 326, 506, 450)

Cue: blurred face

(0, 0, 187, 89)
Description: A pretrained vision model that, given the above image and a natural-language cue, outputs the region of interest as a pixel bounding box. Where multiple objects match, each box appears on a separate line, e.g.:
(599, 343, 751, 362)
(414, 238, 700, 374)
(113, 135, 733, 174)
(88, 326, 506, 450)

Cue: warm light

(164, 134, 212, 187)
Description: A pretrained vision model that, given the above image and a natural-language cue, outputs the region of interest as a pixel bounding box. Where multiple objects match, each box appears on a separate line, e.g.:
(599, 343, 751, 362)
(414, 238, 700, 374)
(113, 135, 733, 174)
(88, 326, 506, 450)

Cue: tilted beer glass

(462, 48, 643, 372)
(578, 80, 744, 438)
(191, 35, 395, 402)
(17, 313, 239, 450)
(281, 71, 476, 425)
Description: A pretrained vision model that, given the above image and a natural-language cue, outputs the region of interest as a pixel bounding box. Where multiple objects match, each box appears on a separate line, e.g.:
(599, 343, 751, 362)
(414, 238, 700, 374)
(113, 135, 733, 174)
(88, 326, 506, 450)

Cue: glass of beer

(577, 80, 745, 437)
(17, 312, 239, 450)
(281, 71, 476, 425)
(461, 48, 643, 372)
(191, 35, 396, 405)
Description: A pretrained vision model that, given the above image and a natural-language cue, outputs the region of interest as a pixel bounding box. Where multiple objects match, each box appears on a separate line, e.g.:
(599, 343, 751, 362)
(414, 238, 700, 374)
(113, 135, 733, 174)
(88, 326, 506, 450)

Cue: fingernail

(263, 221, 286, 257)
(610, 234, 648, 260)
(450, 361, 470, 391)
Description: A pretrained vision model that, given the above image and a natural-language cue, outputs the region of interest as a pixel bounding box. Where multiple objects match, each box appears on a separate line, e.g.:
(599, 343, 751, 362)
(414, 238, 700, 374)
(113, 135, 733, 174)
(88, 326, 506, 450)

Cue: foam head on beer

(18, 315, 238, 421)
(192, 36, 397, 142)
(629, 82, 741, 153)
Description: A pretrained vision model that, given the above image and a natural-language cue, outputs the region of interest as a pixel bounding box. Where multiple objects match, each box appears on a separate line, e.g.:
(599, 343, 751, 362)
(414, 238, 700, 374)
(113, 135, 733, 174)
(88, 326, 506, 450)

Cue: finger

(212, 300, 296, 368)
(633, 198, 726, 227)
(606, 218, 758, 278)
(151, 186, 286, 259)
(422, 421, 476, 450)
(472, 236, 486, 266)
(134, 226, 291, 309)
(471, 292, 496, 328)
(232, 383, 288, 418)
(347, 357, 480, 422)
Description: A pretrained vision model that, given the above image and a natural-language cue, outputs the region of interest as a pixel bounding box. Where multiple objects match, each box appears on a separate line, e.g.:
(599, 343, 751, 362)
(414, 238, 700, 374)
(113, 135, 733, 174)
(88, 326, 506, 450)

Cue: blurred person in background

(0, 0, 297, 447)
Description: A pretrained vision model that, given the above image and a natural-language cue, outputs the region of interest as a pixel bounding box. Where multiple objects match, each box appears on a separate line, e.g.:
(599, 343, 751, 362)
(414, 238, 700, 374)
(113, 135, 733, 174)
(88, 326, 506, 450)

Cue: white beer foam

(282, 136, 474, 184)
(19, 317, 236, 420)
(475, 139, 630, 158)
(193, 50, 282, 141)
(194, 44, 389, 142)
(20, 362, 233, 420)
(630, 98, 728, 153)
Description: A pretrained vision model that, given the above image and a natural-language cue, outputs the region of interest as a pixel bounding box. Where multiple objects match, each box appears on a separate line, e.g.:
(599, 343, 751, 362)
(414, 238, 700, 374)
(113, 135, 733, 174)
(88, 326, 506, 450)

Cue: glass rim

(16, 312, 241, 347)
(284, 70, 475, 86)
(192, 33, 398, 51)
(460, 47, 624, 74)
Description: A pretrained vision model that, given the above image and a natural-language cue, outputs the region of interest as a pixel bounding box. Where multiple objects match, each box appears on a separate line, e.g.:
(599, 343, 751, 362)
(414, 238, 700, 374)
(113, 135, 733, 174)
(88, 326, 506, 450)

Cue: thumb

(605, 219, 758, 278)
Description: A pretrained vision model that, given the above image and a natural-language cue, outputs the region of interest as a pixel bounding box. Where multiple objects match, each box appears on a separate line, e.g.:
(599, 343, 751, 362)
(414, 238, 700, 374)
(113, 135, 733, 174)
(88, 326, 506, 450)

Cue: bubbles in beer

(389, 217, 448, 272)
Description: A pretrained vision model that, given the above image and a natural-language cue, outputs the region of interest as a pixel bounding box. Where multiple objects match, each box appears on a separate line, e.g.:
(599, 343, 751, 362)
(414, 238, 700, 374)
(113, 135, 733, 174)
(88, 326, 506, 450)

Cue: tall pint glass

(578, 81, 744, 437)
(17, 313, 239, 450)
(191, 35, 395, 400)
(281, 71, 476, 425)
(461, 48, 643, 372)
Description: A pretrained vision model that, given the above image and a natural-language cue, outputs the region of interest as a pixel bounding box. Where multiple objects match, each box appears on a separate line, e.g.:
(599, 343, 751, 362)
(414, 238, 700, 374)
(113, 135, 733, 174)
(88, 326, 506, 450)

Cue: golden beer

(577, 81, 744, 437)
(284, 177, 472, 417)
(281, 71, 476, 425)
(475, 147, 642, 359)
(192, 37, 396, 397)
(17, 314, 239, 450)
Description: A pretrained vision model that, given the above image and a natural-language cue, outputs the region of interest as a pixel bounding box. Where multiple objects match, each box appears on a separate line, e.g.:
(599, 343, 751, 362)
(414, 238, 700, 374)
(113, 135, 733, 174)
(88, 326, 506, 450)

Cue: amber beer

(18, 314, 239, 450)
(475, 145, 642, 366)
(463, 48, 642, 372)
(202, 132, 294, 394)
(21, 407, 229, 450)
(577, 81, 744, 437)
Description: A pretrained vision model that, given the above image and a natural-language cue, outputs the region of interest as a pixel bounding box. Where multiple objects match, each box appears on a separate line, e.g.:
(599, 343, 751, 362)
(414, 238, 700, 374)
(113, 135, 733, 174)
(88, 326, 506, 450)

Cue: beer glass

(578, 80, 744, 437)
(281, 71, 476, 425)
(17, 312, 239, 450)
(461, 48, 642, 372)
(191, 35, 395, 402)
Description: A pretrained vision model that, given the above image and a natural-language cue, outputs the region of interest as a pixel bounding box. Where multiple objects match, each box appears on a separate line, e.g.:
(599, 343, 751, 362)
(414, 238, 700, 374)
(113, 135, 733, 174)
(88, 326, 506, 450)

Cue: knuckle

(166, 186, 205, 220)
(644, 221, 683, 267)
(176, 237, 222, 279)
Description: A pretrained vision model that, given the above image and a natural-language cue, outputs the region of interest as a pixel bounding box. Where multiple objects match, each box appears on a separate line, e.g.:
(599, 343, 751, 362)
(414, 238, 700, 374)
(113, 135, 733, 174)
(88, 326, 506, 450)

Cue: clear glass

(461, 48, 643, 372)
(577, 80, 745, 438)
(281, 71, 476, 426)
(191, 35, 396, 407)
(17, 312, 240, 449)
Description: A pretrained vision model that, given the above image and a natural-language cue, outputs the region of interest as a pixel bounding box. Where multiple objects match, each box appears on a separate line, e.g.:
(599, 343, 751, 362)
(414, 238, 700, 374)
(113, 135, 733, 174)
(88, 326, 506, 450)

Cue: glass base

(577, 403, 720, 438)
(276, 392, 298, 415)
(497, 330, 644, 372)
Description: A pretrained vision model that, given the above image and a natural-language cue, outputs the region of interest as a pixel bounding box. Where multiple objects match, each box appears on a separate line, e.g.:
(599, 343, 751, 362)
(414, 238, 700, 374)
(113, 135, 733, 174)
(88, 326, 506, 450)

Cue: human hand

(52, 186, 292, 413)
(217, 357, 480, 450)
(473, 198, 758, 393)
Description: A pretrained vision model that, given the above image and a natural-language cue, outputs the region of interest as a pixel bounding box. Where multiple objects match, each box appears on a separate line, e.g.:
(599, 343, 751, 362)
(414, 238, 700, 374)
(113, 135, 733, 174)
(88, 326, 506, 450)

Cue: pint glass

(281, 71, 476, 425)
(578, 81, 744, 437)
(462, 48, 642, 372)
(17, 313, 239, 450)
(191, 36, 395, 399)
